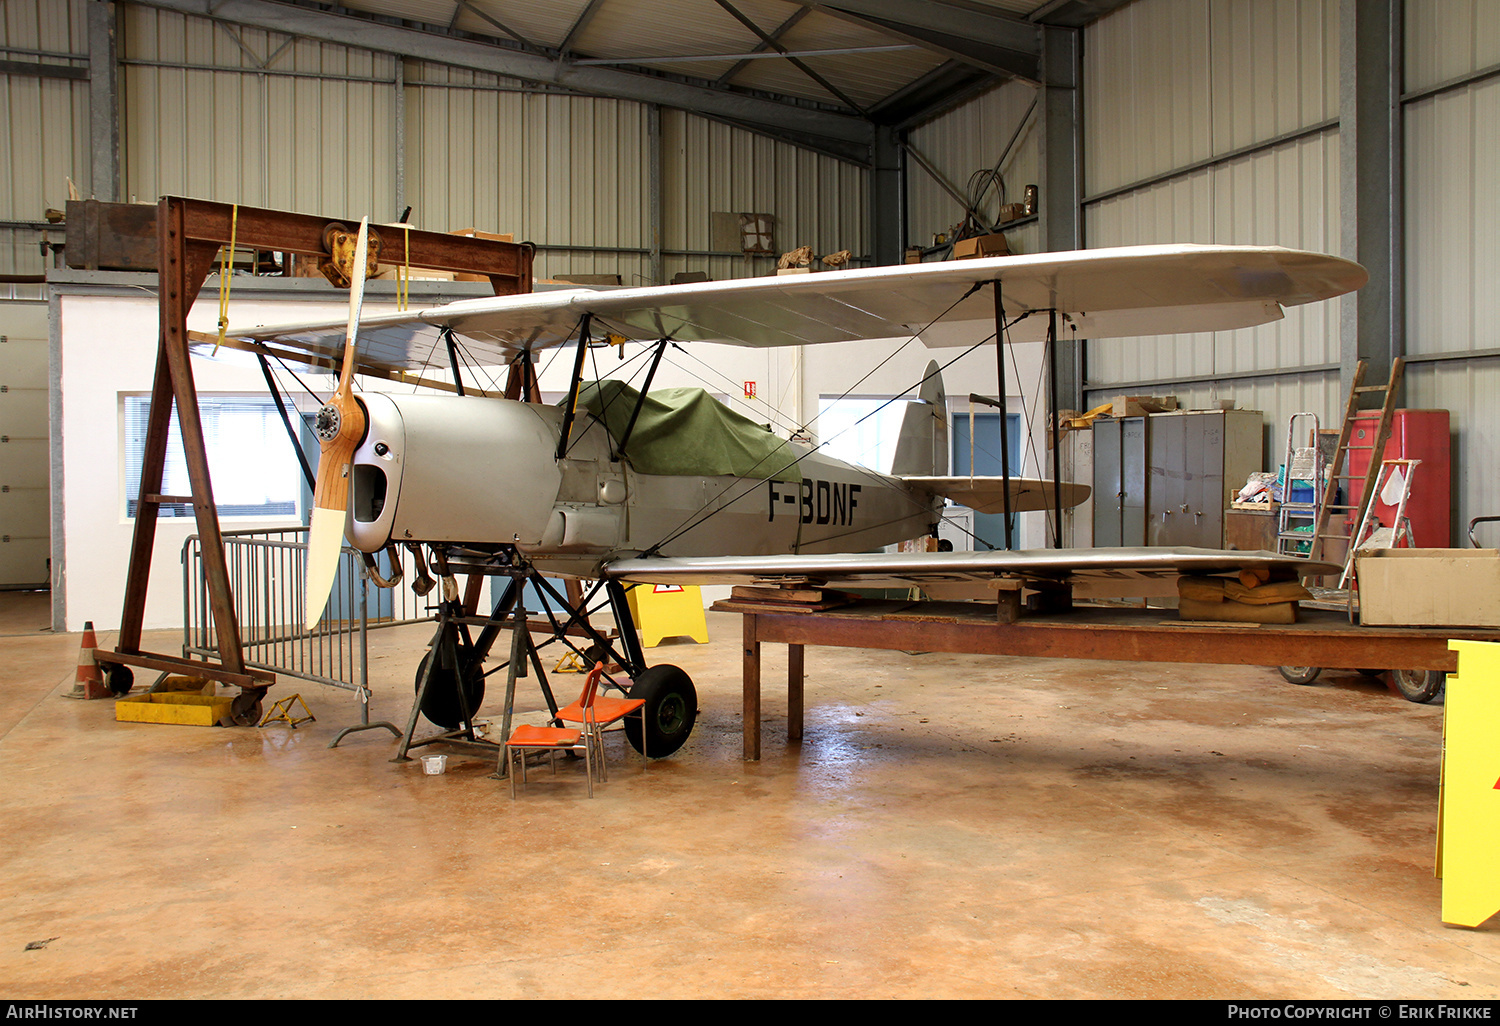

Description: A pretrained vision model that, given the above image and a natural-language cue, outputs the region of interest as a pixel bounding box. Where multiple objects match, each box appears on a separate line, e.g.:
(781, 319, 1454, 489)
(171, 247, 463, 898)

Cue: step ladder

(1276, 412, 1324, 557)
(1309, 357, 1406, 568)
(1340, 458, 1420, 587)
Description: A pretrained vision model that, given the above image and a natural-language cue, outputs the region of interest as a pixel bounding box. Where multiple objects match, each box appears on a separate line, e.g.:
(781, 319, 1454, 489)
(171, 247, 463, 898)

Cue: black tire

(106, 664, 134, 696)
(1392, 669, 1444, 704)
(623, 664, 697, 758)
(414, 652, 485, 729)
(1279, 666, 1322, 685)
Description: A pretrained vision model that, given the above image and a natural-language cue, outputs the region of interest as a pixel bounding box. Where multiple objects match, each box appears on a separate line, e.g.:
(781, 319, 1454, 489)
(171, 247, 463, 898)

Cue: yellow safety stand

(626, 584, 709, 648)
(554, 650, 587, 674)
(1437, 640, 1500, 927)
(258, 694, 316, 729)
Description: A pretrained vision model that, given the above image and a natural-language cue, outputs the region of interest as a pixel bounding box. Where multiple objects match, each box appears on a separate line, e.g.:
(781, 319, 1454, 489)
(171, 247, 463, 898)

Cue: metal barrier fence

(182, 528, 429, 694)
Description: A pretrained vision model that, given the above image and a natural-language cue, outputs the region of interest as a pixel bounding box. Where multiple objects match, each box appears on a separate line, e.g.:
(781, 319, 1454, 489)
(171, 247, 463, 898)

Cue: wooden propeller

(305, 217, 371, 630)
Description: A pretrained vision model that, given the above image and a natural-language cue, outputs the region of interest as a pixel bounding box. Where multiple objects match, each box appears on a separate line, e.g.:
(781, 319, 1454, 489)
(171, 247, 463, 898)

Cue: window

(122, 395, 303, 518)
(816, 396, 911, 474)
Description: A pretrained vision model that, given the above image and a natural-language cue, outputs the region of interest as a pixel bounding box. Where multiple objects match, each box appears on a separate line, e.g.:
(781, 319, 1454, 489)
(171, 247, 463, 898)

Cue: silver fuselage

(346, 393, 939, 576)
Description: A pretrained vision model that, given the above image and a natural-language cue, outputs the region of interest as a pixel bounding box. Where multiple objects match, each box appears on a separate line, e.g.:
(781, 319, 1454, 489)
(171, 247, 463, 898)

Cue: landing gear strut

(394, 549, 698, 763)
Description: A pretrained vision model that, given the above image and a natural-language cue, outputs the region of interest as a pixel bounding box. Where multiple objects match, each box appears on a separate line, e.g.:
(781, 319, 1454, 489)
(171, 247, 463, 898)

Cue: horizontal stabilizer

(901, 476, 1090, 514)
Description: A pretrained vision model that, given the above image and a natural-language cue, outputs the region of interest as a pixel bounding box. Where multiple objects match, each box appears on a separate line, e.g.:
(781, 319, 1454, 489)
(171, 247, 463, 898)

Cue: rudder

(890, 360, 948, 476)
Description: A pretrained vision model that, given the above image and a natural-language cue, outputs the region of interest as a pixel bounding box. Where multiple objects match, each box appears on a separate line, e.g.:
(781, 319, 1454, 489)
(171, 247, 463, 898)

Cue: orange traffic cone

(74, 621, 109, 700)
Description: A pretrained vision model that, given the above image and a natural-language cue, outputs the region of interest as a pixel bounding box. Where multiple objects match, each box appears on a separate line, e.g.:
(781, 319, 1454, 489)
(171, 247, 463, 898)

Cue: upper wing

(217, 244, 1366, 374)
(602, 547, 1339, 590)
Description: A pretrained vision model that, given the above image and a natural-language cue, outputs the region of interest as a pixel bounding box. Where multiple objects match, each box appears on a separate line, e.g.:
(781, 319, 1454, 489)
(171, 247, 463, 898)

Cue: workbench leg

(743, 614, 760, 761)
(788, 643, 803, 742)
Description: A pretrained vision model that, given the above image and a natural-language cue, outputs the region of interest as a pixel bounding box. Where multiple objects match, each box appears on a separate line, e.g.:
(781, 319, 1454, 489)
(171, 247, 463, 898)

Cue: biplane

(216, 233, 1363, 755)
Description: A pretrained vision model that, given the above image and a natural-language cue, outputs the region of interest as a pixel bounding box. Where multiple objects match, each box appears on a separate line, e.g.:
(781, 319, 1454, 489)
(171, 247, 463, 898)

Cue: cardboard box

(1357, 549, 1500, 627)
(951, 233, 1010, 260)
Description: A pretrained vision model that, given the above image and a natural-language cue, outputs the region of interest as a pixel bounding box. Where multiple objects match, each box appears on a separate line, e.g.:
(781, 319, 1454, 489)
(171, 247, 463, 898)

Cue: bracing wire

(643, 299, 1035, 558)
(635, 285, 990, 554)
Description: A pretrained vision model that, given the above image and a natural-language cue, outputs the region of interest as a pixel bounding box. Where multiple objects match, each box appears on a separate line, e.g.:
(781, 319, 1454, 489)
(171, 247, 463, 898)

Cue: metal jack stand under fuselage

(392, 550, 648, 779)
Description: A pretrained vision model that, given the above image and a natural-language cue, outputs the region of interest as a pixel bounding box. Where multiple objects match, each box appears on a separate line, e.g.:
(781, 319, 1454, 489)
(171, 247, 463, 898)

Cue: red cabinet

(1346, 409, 1451, 548)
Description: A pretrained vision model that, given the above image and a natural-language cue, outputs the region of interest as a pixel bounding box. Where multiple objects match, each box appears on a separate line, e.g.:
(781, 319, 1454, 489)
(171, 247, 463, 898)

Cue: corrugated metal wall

(905, 78, 1039, 256)
(404, 64, 654, 283)
(660, 110, 868, 283)
(122, 6, 398, 217)
(0, 0, 89, 299)
(1083, 0, 1342, 473)
(1404, 0, 1500, 540)
(2, 2, 867, 292)
(1075, 0, 1500, 541)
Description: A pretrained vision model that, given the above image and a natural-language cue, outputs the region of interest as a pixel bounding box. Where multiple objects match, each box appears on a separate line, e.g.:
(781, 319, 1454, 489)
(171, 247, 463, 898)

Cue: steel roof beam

(715, 5, 811, 88)
(802, 0, 1041, 83)
(135, 0, 874, 150)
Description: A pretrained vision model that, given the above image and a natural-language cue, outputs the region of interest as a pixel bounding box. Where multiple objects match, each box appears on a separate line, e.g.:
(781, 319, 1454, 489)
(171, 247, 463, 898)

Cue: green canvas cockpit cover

(572, 379, 801, 481)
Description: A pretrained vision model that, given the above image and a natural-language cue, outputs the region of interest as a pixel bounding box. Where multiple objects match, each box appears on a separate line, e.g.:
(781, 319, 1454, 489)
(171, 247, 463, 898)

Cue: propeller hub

(314, 404, 341, 442)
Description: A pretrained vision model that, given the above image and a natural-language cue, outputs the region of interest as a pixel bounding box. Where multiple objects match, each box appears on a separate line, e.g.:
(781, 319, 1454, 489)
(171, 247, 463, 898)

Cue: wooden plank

(741, 604, 1472, 673)
(159, 198, 247, 676)
(732, 585, 826, 603)
(95, 649, 275, 688)
(788, 643, 804, 742)
(743, 612, 761, 761)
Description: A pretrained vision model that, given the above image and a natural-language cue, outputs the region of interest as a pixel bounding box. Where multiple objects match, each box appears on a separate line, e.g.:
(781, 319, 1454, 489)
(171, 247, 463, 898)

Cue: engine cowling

(346, 393, 565, 551)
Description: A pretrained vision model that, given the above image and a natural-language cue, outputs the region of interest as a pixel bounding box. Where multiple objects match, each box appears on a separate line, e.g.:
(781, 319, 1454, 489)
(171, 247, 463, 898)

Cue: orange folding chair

(505, 667, 599, 798)
(553, 661, 647, 777)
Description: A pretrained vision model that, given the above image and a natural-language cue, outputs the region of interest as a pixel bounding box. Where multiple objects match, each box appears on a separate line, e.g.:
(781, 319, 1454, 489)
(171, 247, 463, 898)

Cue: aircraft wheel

(1391, 669, 1444, 704)
(414, 653, 485, 729)
(624, 664, 697, 758)
(1278, 666, 1322, 685)
(106, 664, 134, 696)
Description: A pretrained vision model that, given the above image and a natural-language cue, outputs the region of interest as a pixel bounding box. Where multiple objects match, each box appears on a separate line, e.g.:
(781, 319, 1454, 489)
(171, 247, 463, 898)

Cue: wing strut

(1047, 308, 1062, 549)
(613, 338, 669, 461)
(556, 313, 593, 460)
(442, 327, 466, 397)
(256, 352, 316, 490)
(993, 280, 1014, 550)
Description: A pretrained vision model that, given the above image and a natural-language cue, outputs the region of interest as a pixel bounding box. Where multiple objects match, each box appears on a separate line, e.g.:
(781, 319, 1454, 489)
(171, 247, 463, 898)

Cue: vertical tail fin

(890, 360, 948, 476)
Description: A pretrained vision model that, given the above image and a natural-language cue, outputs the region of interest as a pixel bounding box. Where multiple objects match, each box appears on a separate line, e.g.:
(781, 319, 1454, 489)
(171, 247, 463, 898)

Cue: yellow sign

(1438, 640, 1500, 926)
(627, 584, 709, 648)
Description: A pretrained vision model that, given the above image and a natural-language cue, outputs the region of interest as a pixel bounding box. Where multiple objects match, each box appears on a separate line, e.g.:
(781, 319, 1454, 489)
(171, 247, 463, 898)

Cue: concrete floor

(1, 589, 1497, 1000)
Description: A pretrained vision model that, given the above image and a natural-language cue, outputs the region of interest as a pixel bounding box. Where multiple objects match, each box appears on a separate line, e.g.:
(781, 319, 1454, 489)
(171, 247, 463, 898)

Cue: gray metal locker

(1094, 410, 1262, 549)
(1093, 416, 1148, 547)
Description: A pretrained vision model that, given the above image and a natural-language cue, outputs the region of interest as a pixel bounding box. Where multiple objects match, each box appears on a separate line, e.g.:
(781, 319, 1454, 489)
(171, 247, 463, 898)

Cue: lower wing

(603, 547, 1338, 591)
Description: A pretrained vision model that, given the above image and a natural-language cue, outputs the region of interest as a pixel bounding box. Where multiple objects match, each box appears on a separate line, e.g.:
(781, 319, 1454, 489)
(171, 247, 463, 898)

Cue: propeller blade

(305, 218, 371, 630)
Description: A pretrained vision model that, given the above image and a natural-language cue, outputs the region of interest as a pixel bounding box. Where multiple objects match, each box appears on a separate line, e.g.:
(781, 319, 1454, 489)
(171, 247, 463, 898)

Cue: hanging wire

(444, 332, 506, 396)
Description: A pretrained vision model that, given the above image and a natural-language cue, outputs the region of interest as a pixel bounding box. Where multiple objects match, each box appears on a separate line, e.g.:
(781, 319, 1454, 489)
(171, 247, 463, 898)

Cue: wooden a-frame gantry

(95, 196, 533, 694)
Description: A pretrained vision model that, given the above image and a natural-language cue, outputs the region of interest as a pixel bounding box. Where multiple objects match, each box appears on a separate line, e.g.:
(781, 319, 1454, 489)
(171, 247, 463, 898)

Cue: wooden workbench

(716, 598, 1498, 761)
